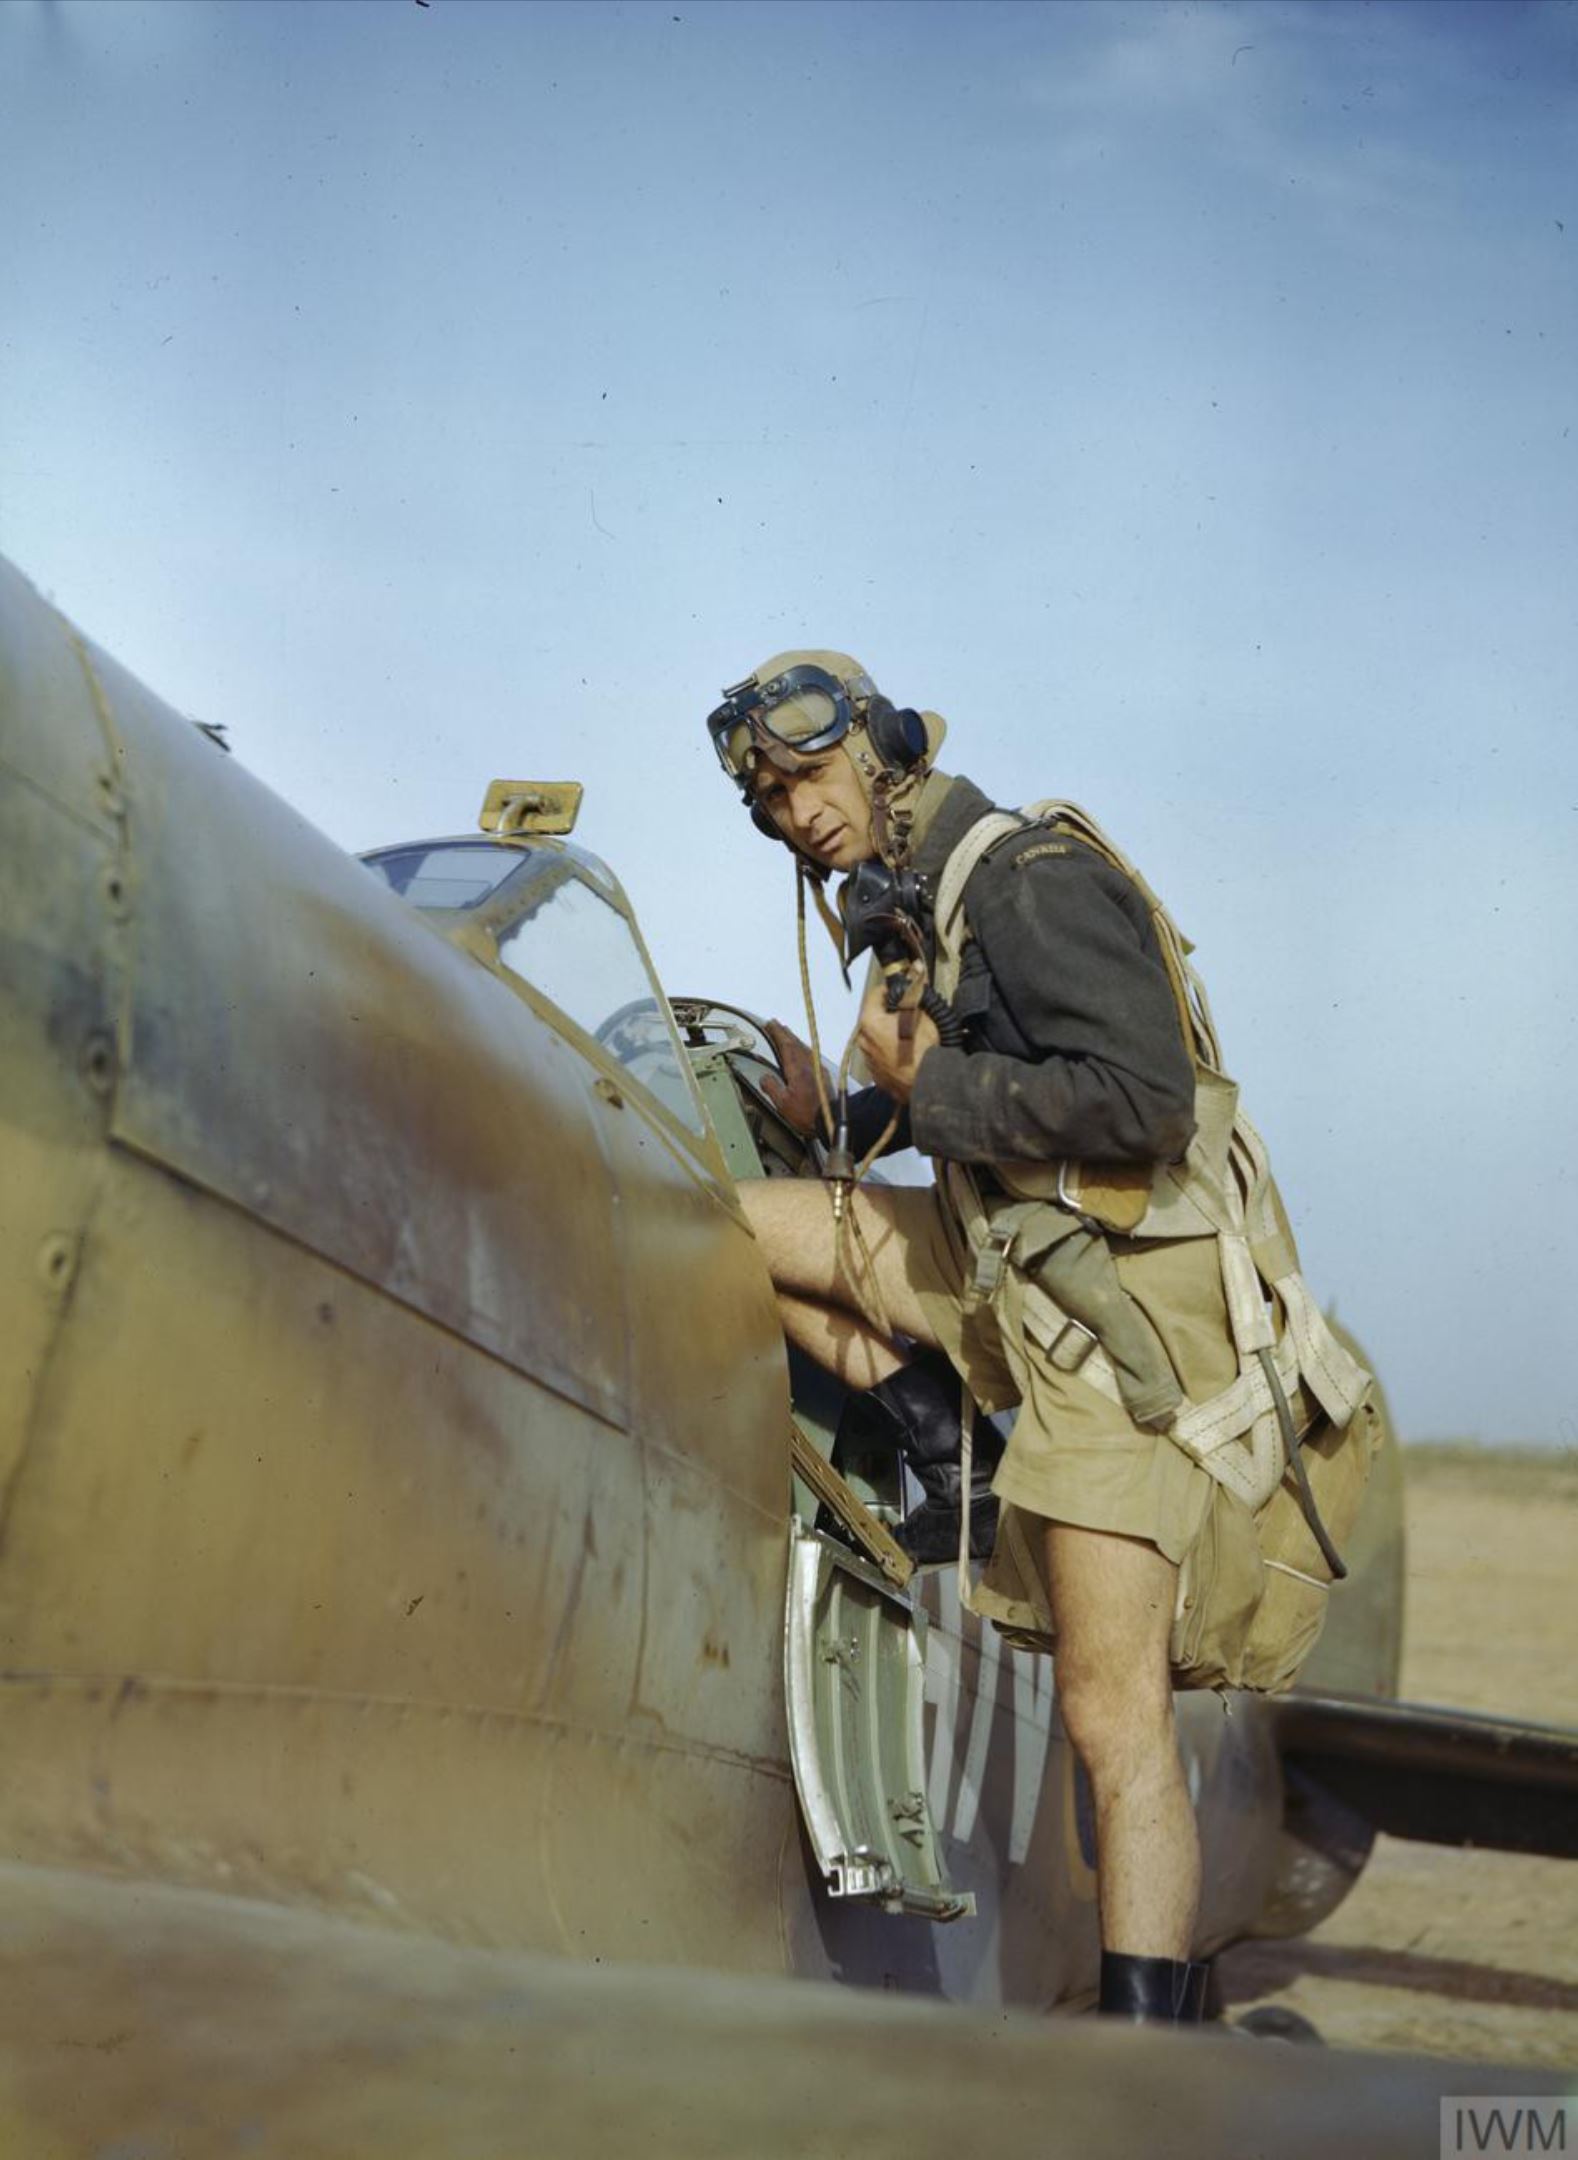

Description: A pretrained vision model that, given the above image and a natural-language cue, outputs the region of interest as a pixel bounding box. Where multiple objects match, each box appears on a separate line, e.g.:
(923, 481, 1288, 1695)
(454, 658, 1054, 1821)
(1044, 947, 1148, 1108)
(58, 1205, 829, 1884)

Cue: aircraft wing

(1275, 1692, 1578, 1861)
(0, 1858, 1563, 2160)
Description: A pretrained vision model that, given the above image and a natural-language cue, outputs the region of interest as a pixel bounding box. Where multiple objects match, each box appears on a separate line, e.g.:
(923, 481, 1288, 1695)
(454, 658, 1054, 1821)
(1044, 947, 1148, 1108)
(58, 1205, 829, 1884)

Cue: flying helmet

(706, 648, 945, 862)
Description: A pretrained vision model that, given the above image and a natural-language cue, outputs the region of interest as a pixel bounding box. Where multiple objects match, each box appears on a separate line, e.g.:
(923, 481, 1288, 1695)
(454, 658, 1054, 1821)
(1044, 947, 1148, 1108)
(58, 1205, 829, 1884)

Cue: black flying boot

(1097, 1950, 1211, 2025)
(837, 1353, 1001, 1565)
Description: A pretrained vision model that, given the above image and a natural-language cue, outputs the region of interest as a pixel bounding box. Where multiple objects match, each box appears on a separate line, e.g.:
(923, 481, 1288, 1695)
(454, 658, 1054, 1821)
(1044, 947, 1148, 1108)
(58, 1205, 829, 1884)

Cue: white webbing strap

(1020, 1227, 1287, 1509)
(1273, 1272, 1371, 1428)
(944, 1161, 1291, 1513)
(1265, 1559, 1331, 1591)
(1205, 1107, 1370, 1430)
(1234, 1112, 1282, 1251)
(1221, 1232, 1277, 1357)
(1170, 1330, 1294, 1510)
(956, 1386, 981, 1615)
(1209, 1410, 1284, 1509)
(944, 1165, 1133, 1416)
(932, 810, 1025, 1004)
(1171, 1325, 1299, 1455)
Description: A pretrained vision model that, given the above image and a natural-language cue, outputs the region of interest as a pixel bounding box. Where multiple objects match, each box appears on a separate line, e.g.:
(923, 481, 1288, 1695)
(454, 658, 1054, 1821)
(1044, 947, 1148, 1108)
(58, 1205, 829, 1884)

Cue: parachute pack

(930, 801, 1382, 1692)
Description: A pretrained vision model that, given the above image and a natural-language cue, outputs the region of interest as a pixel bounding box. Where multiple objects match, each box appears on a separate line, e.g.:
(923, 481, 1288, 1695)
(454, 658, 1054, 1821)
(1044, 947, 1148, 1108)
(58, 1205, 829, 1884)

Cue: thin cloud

(1014, 0, 1555, 265)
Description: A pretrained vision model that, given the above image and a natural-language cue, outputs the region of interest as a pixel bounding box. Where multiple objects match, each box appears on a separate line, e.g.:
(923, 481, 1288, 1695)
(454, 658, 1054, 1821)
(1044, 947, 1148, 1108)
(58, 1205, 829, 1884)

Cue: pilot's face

(752, 745, 875, 872)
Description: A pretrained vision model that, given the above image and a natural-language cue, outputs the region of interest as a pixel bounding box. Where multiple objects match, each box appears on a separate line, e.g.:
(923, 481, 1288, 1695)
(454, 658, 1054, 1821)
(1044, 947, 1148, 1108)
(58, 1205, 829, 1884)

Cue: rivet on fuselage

(37, 1233, 80, 1298)
(101, 864, 131, 919)
(81, 1032, 117, 1096)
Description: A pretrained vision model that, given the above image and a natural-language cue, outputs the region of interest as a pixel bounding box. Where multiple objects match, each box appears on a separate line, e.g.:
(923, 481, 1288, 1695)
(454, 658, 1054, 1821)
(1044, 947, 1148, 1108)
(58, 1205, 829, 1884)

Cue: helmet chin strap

(870, 769, 911, 870)
(847, 724, 927, 871)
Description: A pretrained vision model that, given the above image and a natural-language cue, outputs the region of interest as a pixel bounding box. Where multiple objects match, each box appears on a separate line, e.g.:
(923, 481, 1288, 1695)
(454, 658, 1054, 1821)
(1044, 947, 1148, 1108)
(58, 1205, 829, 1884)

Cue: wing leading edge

(1275, 1692, 1578, 1860)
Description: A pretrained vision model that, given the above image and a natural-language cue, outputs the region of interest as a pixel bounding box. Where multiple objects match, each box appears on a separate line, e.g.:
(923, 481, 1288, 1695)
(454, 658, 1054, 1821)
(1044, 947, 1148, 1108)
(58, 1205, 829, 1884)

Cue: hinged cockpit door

(784, 1520, 975, 1921)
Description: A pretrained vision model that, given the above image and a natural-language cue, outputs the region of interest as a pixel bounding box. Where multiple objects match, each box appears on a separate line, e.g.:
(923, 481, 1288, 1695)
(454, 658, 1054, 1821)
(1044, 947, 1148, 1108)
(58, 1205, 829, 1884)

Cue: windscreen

(362, 842, 528, 910)
(497, 871, 709, 1140)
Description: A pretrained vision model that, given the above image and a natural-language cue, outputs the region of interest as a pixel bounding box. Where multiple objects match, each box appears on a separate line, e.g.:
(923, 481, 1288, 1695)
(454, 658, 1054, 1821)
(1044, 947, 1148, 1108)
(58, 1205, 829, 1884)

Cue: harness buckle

(1047, 1318, 1100, 1374)
(971, 1223, 1018, 1302)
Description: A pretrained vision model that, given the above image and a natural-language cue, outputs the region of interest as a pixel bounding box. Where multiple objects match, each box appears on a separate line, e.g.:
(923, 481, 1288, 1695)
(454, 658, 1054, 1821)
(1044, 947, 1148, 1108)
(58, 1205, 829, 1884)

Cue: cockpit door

(784, 1521, 975, 1921)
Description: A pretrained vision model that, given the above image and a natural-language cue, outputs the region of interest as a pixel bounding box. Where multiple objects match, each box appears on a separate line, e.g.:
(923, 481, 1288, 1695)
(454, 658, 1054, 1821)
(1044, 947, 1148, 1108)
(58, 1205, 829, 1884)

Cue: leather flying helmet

(706, 649, 945, 853)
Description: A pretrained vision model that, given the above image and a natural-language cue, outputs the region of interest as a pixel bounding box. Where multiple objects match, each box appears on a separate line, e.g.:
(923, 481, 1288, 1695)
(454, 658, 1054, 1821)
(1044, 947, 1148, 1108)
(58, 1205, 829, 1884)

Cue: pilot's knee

(737, 1176, 839, 1294)
(737, 1176, 799, 1257)
(1056, 1658, 1175, 1780)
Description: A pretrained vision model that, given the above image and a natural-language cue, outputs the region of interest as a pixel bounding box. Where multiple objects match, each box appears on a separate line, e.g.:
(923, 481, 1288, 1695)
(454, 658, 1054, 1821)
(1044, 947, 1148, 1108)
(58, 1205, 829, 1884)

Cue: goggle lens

(708, 664, 857, 783)
(756, 680, 844, 748)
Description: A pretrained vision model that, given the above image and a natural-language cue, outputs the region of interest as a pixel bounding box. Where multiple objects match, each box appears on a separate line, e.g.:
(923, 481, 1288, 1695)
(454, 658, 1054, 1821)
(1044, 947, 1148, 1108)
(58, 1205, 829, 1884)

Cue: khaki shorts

(883, 1180, 1219, 1569)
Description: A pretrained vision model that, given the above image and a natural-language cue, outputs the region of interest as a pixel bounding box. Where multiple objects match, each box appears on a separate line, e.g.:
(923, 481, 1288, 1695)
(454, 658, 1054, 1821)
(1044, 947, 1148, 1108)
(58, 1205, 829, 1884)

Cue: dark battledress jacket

(847, 772, 1197, 1172)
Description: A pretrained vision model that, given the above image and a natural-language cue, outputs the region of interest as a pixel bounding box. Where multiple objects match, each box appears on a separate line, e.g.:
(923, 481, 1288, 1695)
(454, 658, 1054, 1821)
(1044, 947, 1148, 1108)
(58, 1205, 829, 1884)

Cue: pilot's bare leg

(772, 1291, 905, 1391)
(740, 1178, 994, 1561)
(738, 1178, 945, 1367)
(1043, 1521, 1200, 1960)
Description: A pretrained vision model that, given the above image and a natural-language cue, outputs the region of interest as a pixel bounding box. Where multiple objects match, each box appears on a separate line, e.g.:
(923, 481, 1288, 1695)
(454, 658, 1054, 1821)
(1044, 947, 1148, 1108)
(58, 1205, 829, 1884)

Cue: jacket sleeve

(844, 1084, 912, 1159)
(907, 842, 1196, 1166)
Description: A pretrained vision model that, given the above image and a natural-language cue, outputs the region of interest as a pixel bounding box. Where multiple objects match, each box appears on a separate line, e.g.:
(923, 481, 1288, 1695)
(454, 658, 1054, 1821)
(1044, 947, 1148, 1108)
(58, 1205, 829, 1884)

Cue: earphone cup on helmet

(864, 695, 928, 773)
(750, 801, 782, 842)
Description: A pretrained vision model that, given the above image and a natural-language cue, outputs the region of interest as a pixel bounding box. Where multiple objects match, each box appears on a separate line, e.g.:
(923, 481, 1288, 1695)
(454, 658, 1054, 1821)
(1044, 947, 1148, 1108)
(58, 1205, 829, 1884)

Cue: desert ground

(1216, 1445, 1578, 2068)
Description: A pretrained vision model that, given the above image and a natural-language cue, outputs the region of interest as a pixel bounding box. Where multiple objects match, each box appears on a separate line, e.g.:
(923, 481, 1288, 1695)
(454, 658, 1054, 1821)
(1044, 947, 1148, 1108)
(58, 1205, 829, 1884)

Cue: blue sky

(3, 0, 1575, 1443)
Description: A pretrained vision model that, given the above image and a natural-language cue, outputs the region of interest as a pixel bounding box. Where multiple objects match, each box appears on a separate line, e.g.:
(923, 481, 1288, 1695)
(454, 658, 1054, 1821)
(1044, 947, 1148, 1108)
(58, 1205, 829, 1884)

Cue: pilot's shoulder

(961, 819, 1151, 955)
(969, 818, 1114, 890)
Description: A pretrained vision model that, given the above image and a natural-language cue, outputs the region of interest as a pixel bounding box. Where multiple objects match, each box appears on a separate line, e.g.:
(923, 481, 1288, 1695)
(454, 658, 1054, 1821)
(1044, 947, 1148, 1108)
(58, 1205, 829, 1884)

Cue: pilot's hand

(856, 979, 939, 1105)
(760, 1020, 834, 1137)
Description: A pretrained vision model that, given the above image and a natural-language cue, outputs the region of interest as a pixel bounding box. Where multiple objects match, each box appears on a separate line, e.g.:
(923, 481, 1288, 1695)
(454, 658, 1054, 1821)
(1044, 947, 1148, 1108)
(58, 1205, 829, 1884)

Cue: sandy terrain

(1216, 1446, 1578, 2068)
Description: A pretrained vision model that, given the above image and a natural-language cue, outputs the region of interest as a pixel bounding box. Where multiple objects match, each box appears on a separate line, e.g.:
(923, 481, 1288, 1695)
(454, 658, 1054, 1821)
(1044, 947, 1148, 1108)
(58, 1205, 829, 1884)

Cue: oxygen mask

(839, 861, 928, 968)
(840, 861, 966, 1046)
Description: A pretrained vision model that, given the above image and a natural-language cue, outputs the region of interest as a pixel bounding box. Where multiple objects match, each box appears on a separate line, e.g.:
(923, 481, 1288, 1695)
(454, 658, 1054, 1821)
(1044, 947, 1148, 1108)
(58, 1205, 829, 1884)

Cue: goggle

(707, 662, 876, 787)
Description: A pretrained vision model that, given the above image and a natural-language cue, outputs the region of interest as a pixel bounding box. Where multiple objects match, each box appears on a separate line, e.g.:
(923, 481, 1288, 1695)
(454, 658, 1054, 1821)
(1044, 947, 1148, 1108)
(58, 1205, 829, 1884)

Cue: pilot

(708, 649, 1228, 2026)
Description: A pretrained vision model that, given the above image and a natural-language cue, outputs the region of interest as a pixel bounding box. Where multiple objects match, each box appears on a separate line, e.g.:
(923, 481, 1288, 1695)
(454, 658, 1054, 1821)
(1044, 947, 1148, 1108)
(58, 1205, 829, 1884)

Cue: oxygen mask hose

(919, 982, 965, 1048)
(823, 1094, 856, 1222)
(793, 863, 860, 1219)
(794, 861, 838, 1148)
(790, 866, 900, 1342)
(880, 963, 965, 1050)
